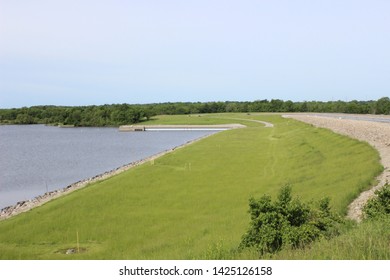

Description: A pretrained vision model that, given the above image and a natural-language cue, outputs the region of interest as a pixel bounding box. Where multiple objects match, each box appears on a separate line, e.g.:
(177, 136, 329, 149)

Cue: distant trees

(0, 97, 389, 127)
(0, 104, 149, 127)
(15, 113, 34, 124)
(374, 97, 390, 115)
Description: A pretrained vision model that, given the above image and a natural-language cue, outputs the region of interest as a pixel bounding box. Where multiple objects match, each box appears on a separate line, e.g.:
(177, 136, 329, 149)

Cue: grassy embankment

(0, 113, 383, 259)
(273, 217, 390, 259)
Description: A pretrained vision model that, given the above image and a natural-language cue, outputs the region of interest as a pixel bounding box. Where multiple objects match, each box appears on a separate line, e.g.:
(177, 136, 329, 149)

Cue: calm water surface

(0, 125, 216, 209)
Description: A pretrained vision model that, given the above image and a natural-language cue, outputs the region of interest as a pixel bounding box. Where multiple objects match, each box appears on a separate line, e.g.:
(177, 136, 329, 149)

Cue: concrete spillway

(119, 124, 246, 132)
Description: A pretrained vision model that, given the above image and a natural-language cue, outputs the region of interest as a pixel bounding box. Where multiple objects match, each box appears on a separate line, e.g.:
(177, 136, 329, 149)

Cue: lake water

(0, 125, 216, 210)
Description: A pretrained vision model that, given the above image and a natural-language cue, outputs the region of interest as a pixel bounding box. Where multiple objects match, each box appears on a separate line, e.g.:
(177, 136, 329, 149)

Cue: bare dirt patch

(284, 114, 390, 222)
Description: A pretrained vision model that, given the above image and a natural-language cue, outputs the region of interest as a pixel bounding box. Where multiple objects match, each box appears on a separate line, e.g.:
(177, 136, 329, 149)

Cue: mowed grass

(0, 114, 382, 259)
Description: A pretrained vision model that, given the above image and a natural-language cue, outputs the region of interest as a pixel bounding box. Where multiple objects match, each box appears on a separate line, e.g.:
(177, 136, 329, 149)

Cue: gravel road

(284, 113, 390, 222)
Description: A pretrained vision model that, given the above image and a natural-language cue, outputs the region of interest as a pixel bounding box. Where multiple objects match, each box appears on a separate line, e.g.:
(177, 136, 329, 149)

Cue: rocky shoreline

(0, 133, 217, 220)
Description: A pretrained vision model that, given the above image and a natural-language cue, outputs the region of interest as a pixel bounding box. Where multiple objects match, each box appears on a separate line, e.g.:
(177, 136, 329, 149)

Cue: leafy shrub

(363, 184, 390, 219)
(239, 185, 341, 255)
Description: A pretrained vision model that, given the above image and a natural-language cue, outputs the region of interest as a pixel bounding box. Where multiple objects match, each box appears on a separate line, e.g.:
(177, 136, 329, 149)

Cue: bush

(363, 184, 390, 219)
(239, 185, 341, 255)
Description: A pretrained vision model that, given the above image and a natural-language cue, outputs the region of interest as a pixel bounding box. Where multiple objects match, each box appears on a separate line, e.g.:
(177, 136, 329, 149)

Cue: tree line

(0, 97, 389, 126)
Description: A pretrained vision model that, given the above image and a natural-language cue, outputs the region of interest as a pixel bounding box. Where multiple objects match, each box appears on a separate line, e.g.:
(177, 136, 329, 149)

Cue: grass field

(0, 114, 382, 259)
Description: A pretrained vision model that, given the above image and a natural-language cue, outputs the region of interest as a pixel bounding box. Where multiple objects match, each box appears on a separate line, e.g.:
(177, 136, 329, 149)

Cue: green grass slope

(273, 217, 390, 260)
(0, 114, 382, 259)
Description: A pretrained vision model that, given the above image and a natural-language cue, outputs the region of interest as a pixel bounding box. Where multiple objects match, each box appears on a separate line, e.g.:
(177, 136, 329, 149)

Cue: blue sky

(0, 0, 389, 108)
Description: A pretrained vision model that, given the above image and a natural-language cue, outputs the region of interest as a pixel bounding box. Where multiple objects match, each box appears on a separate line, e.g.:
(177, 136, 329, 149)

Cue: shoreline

(0, 132, 221, 220)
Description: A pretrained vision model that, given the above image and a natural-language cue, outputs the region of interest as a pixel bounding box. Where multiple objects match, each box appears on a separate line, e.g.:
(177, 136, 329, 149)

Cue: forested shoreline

(1, 97, 389, 126)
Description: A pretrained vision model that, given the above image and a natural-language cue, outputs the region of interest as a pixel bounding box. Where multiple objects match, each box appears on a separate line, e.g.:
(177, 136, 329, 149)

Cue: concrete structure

(119, 124, 246, 132)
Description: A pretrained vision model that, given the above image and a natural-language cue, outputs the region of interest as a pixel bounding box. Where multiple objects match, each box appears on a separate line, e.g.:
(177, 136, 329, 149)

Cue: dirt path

(283, 114, 390, 222)
(217, 117, 274, 127)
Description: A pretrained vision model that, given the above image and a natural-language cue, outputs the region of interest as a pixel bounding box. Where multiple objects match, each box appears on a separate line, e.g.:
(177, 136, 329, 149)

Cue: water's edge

(0, 132, 216, 220)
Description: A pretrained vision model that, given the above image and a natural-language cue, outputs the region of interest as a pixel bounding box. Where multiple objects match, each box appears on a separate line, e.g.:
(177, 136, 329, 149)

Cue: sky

(0, 0, 389, 108)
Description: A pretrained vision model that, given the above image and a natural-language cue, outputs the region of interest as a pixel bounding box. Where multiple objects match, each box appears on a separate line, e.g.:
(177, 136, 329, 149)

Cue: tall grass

(273, 218, 390, 260)
(0, 114, 382, 259)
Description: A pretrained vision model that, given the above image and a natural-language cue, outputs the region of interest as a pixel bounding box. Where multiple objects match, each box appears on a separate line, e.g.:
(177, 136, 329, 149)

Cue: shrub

(363, 184, 390, 219)
(239, 185, 341, 255)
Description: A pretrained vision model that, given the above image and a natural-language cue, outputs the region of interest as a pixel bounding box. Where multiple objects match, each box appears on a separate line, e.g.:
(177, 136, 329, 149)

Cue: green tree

(283, 100, 294, 112)
(240, 186, 341, 255)
(375, 97, 390, 115)
(15, 113, 34, 124)
(363, 184, 390, 219)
